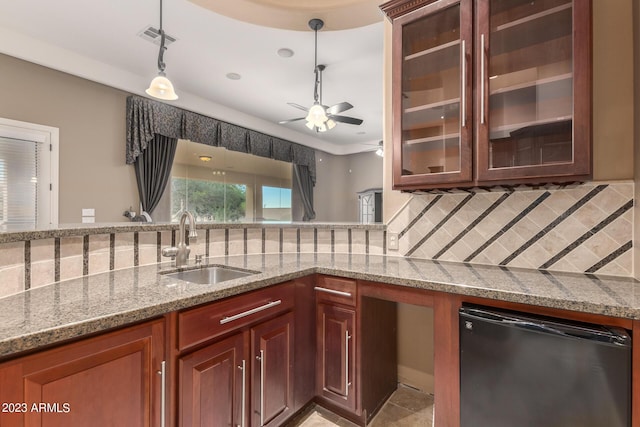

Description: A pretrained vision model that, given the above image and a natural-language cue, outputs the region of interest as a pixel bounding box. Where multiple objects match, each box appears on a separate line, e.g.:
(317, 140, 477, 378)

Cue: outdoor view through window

(161, 140, 293, 222)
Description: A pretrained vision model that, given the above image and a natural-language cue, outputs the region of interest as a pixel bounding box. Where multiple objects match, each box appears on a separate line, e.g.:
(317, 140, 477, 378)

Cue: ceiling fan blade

(330, 115, 363, 125)
(279, 117, 306, 124)
(287, 102, 309, 112)
(327, 102, 353, 115)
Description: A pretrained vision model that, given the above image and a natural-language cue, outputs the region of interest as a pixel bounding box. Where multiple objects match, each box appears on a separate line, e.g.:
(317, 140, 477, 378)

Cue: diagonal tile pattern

(388, 182, 633, 276)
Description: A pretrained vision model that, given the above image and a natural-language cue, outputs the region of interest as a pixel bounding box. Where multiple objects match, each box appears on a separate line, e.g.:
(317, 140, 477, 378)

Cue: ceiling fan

(279, 18, 363, 133)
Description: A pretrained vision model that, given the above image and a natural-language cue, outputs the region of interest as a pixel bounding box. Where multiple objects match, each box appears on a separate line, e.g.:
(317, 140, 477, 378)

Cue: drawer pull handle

(220, 300, 282, 324)
(314, 286, 352, 298)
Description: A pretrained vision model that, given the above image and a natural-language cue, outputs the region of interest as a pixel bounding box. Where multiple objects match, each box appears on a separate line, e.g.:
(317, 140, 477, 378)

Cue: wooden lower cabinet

(317, 303, 356, 411)
(315, 277, 398, 425)
(178, 312, 294, 427)
(251, 312, 294, 427)
(178, 333, 245, 427)
(0, 319, 165, 427)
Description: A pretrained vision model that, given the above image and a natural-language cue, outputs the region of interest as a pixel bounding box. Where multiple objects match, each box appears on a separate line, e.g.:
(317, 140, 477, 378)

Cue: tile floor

(286, 384, 434, 427)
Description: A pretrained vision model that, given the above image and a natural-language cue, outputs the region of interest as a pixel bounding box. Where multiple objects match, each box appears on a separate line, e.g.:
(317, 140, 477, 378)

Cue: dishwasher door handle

(460, 308, 630, 346)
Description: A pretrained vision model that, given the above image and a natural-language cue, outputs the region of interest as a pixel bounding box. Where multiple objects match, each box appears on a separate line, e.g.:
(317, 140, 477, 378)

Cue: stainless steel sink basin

(163, 266, 258, 285)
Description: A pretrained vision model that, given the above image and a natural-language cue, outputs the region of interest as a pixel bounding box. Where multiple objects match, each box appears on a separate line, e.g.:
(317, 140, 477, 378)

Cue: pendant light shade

(146, 0, 178, 101)
(146, 73, 178, 100)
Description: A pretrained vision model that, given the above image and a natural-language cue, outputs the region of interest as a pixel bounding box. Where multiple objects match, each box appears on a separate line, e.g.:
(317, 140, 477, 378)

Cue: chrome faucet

(162, 210, 197, 267)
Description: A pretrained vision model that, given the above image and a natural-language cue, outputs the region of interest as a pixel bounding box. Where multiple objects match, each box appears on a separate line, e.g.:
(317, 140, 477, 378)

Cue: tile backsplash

(0, 181, 634, 299)
(387, 181, 633, 276)
(0, 224, 385, 298)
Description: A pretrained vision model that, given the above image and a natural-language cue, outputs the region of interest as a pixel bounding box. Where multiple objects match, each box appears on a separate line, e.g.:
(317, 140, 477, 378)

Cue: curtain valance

(125, 95, 316, 182)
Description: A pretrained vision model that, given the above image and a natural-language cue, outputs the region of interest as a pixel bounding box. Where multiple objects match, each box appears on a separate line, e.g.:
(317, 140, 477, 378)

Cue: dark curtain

(134, 134, 177, 216)
(293, 164, 316, 221)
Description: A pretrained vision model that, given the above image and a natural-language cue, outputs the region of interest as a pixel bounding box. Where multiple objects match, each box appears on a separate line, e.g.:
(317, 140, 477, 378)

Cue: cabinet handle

(158, 360, 166, 427)
(461, 39, 466, 128)
(220, 300, 282, 325)
(480, 33, 486, 125)
(238, 360, 246, 427)
(345, 330, 351, 397)
(257, 350, 265, 427)
(314, 286, 352, 297)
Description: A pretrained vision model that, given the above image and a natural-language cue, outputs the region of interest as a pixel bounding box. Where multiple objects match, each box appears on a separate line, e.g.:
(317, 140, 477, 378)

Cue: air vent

(137, 25, 177, 46)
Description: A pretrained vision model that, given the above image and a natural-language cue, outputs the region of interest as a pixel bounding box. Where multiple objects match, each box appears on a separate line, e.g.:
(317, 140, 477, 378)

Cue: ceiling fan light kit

(145, 0, 178, 101)
(305, 103, 328, 127)
(279, 18, 363, 133)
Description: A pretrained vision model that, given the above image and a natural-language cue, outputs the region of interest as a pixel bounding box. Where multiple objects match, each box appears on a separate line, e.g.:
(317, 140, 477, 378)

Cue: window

(262, 186, 292, 222)
(158, 140, 292, 223)
(171, 178, 247, 222)
(0, 118, 58, 228)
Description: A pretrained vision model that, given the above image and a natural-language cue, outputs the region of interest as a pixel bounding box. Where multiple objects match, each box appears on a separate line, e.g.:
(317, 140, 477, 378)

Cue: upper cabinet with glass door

(385, 0, 473, 189)
(476, 0, 591, 182)
(381, 0, 591, 190)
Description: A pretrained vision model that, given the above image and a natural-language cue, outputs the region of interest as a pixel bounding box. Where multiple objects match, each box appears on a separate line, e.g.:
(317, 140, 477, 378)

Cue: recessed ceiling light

(277, 48, 294, 58)
(199, 155, 212, 162)
(226, 72, 242, 80)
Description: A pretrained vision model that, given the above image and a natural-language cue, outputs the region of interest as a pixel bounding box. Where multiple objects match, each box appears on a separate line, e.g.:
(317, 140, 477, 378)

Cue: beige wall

(314, 152, 351, 221)
(593, 0, 634, 180)
(314, 149, 383, 222)
(0, 54, 137, 223)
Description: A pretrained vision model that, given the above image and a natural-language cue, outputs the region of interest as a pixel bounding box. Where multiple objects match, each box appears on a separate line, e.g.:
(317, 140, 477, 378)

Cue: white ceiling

(0, 0, 385, 155)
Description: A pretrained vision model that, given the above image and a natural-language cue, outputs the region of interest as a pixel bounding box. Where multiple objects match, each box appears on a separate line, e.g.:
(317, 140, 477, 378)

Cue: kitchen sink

(163, 266, 258, 285)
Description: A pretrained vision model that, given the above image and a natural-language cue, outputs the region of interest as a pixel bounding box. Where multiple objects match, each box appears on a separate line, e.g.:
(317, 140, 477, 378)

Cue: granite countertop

(0, 222, 384, 244)
(0, 253, 639, 358)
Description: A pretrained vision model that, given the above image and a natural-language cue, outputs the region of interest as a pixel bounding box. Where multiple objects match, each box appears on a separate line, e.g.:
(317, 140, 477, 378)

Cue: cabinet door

(392, 0, 473, 189)
(0, 320, 165, 427)
(179, 333, 245, 427)
(476, 0, 591, 182)
(317, 303, 357, 411)
(251, 312, 294, 427)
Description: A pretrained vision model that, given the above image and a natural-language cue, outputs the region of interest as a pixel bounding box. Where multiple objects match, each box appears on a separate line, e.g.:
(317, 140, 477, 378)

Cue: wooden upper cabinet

(387, 0, 474, 189)
(381, 0, 592, 190)
(475, 0, 591, 183)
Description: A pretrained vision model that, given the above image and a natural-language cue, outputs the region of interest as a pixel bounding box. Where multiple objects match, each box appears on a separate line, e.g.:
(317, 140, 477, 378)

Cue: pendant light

(145, 0, 178, 100)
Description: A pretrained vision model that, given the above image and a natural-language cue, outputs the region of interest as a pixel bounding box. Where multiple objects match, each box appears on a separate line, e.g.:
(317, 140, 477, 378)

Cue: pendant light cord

(157, 0, 167, 74)
(313, 26, 319, 104)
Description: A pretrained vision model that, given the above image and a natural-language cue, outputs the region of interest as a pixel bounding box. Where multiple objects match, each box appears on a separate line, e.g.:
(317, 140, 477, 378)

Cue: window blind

(0, 136, 38, 226)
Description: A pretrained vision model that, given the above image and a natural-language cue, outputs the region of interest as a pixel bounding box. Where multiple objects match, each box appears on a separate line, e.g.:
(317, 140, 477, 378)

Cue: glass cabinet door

(476, 0, 591, 182)
(393, 0, 472, 188)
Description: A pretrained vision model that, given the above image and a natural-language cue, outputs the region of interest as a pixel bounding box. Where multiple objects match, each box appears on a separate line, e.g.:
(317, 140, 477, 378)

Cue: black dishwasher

(460, 305, 631, 427)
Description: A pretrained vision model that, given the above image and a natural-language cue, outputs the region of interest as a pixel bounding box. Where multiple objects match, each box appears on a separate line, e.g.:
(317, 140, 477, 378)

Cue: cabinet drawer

(315, 276, 357, 306)
(178, 282, 294, 351)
